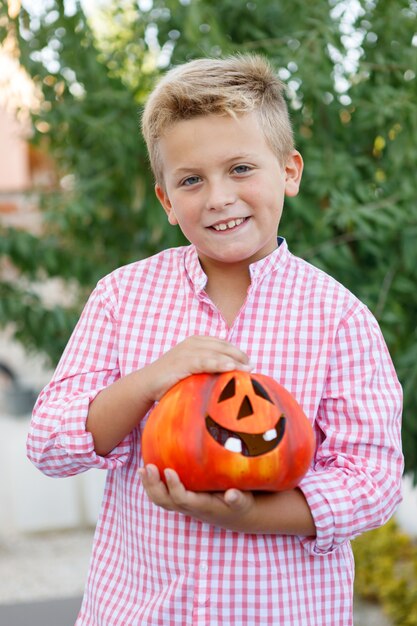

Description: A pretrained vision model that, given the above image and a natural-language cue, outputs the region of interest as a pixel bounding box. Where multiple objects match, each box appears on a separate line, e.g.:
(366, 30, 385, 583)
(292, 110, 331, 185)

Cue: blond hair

(141, 54, 294, 186)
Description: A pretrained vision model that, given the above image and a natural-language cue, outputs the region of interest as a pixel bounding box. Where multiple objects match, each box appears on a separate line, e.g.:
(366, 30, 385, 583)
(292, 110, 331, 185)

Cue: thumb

(224, 489, 247, 509)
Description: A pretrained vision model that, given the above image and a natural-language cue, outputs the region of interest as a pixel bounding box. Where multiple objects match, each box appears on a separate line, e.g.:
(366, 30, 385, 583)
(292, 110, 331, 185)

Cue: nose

(237, 396, 254, 420)
(205, 179, 236, 211)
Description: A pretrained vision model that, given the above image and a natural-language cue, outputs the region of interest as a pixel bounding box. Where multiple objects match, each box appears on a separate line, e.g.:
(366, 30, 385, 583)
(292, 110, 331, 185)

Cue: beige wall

(0, 106, 30, 192)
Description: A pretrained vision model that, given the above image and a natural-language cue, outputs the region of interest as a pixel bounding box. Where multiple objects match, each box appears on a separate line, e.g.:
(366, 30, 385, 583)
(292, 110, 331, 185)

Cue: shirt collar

(184, 237, 289, 294)
(249, 237, 288, 283)
(184, 245, 208, 293)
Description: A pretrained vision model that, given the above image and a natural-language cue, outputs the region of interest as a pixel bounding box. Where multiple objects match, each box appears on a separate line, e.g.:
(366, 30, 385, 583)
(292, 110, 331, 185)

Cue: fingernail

(164, 468, 173, 482)
(144, 465, 156, 479)
(238, 363, 254, 371)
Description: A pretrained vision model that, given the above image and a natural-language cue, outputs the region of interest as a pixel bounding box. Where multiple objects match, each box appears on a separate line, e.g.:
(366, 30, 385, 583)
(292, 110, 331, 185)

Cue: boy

(27, 55, 403, 625)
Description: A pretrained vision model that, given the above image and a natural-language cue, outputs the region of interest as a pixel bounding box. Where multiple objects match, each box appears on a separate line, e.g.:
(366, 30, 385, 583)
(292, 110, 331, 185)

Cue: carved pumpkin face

(142, 371, 315, 492)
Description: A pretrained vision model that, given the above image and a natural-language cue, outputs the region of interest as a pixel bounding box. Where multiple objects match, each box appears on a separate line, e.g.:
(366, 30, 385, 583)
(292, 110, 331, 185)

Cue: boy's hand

(140, 464, 256, 531)
(140, 464, 316, 537)
(144, 335, 253, 402)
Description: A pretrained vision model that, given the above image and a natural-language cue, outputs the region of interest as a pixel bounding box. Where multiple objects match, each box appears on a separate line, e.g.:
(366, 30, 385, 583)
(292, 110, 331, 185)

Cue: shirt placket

(193, 525, 212, 623)
(197, 292, 229, 339)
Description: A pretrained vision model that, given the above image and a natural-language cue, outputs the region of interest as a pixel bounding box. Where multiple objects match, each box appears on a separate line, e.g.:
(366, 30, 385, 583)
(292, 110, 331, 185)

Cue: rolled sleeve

(298, 305, 403, 555)
(28, 388, 133, 477)
(55, 393, 132, 467)
(298, 470, 347, 555)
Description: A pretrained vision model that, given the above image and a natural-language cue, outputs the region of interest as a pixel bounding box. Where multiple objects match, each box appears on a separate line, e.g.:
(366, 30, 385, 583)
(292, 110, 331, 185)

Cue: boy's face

(155, 112, 303, 272)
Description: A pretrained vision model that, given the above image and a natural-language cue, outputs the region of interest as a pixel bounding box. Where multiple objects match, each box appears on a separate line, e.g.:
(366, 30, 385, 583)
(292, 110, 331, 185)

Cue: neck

(199, 260, 251, 327)
(200, 256, 251, 285)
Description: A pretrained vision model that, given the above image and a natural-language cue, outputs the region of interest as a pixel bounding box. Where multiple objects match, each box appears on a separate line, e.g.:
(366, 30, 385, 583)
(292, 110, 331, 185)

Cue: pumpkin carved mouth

(205, 415, 286, 457)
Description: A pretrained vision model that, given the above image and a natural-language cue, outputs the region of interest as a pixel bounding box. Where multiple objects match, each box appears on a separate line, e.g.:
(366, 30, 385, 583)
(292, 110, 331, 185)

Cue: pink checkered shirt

(27, 239, 403, 626)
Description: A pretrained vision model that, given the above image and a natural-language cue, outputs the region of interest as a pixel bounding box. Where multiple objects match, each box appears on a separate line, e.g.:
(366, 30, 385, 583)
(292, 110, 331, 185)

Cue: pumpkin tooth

(263, 428, 277, 442)
(224, 437, 243, 453)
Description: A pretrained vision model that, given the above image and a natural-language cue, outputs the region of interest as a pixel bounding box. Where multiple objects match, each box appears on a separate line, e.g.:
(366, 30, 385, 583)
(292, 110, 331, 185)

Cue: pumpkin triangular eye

(218, 377, 236, 402)
(237, 395, 254, 419)
(251, 379, 273, 403)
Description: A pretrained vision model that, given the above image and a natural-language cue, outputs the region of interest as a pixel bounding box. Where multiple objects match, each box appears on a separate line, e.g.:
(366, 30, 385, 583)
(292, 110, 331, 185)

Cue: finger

(179, 336, 251, 366)
(164, 468, 190, 506)
(164, 469, 216, 515)
(196, 337, 252, 366)
(194, 356, 252, 374)
(140, 464, 172, 507)
(140, 463, 161, 484)
(224, 489, 251, 511)
(186, 345, 254, 374)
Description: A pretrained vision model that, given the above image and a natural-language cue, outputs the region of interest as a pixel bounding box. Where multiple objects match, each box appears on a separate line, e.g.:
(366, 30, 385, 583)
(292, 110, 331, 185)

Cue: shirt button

(198, 594, 207, 606)
(199, 562, 208, 573)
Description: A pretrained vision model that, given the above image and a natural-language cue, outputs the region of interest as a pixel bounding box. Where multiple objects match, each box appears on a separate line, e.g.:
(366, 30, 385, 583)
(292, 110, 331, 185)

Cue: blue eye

(233, 165, 251, 174)
(182, 176, 201, 186)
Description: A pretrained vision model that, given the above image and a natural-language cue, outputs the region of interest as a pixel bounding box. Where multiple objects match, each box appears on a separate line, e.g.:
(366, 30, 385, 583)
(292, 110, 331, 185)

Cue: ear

(284, 150, 304, 197)
(155, 184, 178, 225)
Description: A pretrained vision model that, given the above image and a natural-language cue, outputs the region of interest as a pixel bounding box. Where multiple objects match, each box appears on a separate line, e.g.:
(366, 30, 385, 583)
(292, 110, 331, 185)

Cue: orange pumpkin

(142, 370, 315, 491)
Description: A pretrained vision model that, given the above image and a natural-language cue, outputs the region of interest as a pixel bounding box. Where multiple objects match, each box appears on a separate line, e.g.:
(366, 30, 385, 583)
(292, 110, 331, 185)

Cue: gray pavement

(0, 596, 82, 626)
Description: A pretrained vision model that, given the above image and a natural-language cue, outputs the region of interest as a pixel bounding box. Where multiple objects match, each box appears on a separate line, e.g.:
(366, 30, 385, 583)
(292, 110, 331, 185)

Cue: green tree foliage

(0, 0, 416, 474)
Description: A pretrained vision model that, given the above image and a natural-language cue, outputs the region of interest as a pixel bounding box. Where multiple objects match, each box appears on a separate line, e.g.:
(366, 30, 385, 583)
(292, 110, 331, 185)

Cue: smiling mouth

(210, 217, 249, 232)
(205, 415, 286, 457)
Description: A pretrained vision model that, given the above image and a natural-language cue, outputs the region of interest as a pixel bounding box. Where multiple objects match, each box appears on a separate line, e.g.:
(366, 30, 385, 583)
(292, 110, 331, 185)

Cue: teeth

(213, 218, 245, 231)
(224, 437, 243, 453)
(263, 429, 277, 442)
